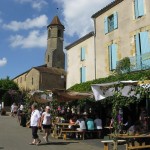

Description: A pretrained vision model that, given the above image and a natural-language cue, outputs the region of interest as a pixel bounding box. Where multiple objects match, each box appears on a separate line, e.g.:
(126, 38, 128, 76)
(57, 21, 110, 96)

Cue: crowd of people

(9, 102, 149, 146)
(54, 112, 103, 139)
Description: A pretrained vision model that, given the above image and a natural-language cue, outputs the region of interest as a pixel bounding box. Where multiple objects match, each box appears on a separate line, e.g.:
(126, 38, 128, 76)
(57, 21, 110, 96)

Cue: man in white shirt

(29, 103, 41, 145)
(75, 117, 86, 131)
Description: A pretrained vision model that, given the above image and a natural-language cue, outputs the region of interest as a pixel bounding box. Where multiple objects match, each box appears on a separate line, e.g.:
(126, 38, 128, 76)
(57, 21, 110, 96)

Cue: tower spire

(45, 16, 65, 69)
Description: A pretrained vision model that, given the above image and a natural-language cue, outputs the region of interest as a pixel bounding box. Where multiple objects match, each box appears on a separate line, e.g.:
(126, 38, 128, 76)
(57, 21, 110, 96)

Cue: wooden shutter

(138, 0, 144, 17)
(81, 47, 85, 61)
(135, 34, 141, 69)
(140, 32, 150, 67)
(111, 44, 117, 70)
(109, 45, 112, 70)
(134, 0, 139, 18)
(80, 67, 86, 83)
(114, 12, 118, 29)
(135, 0, 144, 18)
(104, 17, 108, 34)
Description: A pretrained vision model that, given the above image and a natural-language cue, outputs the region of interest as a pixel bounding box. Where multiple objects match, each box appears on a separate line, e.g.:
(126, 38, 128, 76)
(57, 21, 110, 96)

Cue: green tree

(116, 57, 130, 74)
(0, 77, 19, 105)
(0, 77, 19, 91)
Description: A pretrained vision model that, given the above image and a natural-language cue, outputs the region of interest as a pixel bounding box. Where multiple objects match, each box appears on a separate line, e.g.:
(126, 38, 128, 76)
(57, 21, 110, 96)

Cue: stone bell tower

(45, 16, 65, 69)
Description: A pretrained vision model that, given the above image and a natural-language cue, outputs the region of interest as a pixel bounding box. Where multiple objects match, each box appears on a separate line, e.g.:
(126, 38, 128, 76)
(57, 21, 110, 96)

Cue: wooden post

(104, 143, 109, 150)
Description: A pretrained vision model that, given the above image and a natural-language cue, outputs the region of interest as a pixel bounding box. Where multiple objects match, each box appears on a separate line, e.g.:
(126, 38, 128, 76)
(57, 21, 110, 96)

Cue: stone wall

(39, 72, 66, 90)
(26, 68, 40, 91)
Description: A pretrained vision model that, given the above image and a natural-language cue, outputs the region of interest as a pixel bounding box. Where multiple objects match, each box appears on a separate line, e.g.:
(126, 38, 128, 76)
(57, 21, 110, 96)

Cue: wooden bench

(126, 145, 150, 150)
(61, 130, 100, 140)
(61, 130, 86, 140)
(101, 140, 126, 150)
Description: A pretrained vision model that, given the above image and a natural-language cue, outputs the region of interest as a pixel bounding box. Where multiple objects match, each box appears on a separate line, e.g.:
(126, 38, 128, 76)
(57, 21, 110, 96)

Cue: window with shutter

(134, 0, 145, 19)
(104, 12, 118, 34)
(108, 15, 114, 32)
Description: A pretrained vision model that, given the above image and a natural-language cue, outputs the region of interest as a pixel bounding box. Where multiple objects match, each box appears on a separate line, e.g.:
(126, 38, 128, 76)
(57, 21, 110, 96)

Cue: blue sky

(0, 0, 113, 79)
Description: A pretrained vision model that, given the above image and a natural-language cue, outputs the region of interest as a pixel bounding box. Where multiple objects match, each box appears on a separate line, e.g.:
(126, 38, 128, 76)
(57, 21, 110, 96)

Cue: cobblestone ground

(0, 114, 126, 150)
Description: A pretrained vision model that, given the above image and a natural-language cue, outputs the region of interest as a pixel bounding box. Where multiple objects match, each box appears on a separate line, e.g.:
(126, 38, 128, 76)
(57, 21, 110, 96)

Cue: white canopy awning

(91, 80, 138, 101)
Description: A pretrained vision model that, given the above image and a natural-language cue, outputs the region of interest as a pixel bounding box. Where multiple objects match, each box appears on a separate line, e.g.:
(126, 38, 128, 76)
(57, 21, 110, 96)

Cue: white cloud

(3, 15, 48, 31)
(54, 0, 113, 37)
(0, 58, 7, 67)
(15, 0, 48, 11)
(32, 0, 48, 10)
(9, 30, 47, 48)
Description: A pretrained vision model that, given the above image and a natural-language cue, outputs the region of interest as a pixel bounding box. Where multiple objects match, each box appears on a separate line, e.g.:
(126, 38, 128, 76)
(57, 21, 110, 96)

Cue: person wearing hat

(41, 106, 52, 143)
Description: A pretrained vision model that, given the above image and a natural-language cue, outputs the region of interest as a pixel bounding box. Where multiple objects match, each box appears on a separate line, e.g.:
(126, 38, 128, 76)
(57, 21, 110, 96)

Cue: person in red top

(68, 115, 76, 129)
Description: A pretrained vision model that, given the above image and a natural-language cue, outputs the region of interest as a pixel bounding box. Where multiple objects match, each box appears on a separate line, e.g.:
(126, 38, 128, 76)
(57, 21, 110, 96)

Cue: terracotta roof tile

(47, 16, 64, 29)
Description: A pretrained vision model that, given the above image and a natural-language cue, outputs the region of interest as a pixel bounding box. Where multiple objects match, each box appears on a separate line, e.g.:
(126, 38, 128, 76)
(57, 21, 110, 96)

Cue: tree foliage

(69, 69, 150, 92)
(0, 77, 19, 91)
(116, 57, 130, 74)
(0, 77, 19, 105)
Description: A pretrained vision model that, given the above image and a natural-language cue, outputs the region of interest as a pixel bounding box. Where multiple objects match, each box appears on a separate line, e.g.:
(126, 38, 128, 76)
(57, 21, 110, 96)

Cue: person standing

(11, 103, 16, 117)
(41, 106, 52, 143)
(17, 104, 24, 125)
(29, 103, 41, 145)
(12, 103, 18, 117)
(0, 103, 2, 112)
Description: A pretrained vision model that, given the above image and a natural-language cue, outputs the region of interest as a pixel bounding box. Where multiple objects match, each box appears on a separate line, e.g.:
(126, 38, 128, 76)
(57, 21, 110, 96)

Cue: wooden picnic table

(108, 133, 150, 150)
(52, 122, 70, 137)
(52, 122, 79, 138)
(55, 122, 70, 127)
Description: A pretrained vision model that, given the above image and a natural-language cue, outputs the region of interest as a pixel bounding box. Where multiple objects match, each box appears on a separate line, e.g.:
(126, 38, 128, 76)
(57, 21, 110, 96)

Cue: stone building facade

(66, 32, 95, 89)
(13, 16, 66, 91)
(66, 0, 150, 88)
(92, 0, 150, 78)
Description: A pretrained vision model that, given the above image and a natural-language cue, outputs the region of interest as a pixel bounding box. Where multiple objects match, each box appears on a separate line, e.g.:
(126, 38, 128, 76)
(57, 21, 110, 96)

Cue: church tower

(45, 16, 65, 69)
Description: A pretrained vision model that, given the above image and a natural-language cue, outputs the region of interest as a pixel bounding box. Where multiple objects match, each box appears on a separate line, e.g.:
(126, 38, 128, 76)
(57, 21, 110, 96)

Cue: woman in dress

(41, 106, 52, 143)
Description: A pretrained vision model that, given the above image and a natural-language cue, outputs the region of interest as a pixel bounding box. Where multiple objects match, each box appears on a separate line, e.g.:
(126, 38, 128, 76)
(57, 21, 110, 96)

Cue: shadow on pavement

(0, 147, 4, 149)
(38, 142, 78, 146)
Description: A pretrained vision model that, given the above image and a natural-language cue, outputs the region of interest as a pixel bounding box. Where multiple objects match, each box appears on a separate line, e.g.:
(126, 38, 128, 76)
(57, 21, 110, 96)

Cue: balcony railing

(130, 53, 150, 71)
(117, 53, 150, 73)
